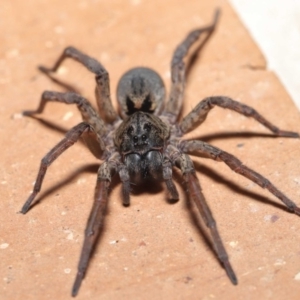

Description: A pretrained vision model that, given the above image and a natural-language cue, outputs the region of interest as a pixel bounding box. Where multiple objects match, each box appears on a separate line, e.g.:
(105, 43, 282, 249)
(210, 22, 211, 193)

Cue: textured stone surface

(1, 0, 300, 299)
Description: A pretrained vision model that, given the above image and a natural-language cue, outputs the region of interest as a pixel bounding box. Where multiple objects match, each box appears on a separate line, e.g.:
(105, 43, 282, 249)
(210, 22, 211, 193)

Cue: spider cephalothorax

(21, 9, 300, 297)
(115, 111, 169, 183)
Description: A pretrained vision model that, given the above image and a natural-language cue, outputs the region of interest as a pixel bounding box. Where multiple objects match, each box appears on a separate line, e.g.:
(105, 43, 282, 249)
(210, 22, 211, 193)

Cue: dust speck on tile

(264, 215, 272, 222)
(62, 111, 73, 121)
(6, 48, 19, 58)
(229, 241, 238, 248)
(57, 66, 68, 75)
(109, 240, 119, 244)
(77, 178, 86, 185)
(294, 272, 300, 281)
(0, 243, 9, 249)
(264, 214, 279, 222)
(64, 268, 71, 274)
(12, 113, 23, 119)
(293, 177, 300, 185)
(274, 258, 286, 266)
(64, 230, 74, 240)
(249, 202, 259, 213)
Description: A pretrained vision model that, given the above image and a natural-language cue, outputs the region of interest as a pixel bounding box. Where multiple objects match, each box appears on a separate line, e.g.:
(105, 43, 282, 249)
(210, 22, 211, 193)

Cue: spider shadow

(129, 180, 164, 197)
(192, 160, 287, 212)
(24, 162, 121, 216)
(22, 160, 123, 282)
(197, 131, 293, 143)
(24, 115, 92, 151)
(38, 66, 81, 94)
(25, 163, 100, 211)
(25, 114, 71, 135)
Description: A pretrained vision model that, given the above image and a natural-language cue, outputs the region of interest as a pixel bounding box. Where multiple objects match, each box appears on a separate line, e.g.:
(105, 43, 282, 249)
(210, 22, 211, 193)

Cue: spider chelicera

(21, 9, 300, 297)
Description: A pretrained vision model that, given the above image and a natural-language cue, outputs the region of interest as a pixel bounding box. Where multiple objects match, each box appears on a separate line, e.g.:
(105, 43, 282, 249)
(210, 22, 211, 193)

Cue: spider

(21, 9, 300, 297)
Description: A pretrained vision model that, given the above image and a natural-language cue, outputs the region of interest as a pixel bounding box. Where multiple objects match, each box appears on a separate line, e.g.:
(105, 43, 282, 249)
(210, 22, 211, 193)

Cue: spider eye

(127, 126, 134, 135)
(143, 123, 151, 132)
(141, 135, 147, 141)
(133, 136, 138, 142)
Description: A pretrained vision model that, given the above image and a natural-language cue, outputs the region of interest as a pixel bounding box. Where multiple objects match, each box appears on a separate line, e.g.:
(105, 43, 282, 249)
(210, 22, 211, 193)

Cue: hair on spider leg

(20, 8, 300, 297)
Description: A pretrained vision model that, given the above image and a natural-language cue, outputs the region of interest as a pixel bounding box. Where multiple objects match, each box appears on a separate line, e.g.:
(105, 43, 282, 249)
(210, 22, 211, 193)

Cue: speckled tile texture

(1, 0, 300, 299)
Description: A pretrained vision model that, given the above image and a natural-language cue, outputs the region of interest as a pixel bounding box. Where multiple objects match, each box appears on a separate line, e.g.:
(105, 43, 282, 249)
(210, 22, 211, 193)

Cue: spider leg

(118, 164, 131, 206)
(72, 156, 130, 296)
(175, 153, 237, 284)
(180, 96, 299, 137)
(21, 122, 92, 214)
(72, 175, 110, 297)
(23, 91, 107, 150)
(163, 159, 179, 200)
(39, 46, 118, 123)
(181, 140, 300, 215)
(163, 9, 220, 122)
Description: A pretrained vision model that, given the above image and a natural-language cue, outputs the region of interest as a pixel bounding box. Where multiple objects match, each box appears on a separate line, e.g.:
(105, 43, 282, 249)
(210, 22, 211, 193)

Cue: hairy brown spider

(21, 9, 300, 297)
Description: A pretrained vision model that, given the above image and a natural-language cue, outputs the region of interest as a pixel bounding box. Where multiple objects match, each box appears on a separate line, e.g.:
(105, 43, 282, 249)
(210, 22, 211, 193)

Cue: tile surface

(1, 0, 300, 299)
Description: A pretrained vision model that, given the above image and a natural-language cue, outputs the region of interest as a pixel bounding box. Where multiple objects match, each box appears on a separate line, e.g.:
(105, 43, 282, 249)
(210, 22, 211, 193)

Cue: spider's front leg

(180, 96, 299, 137)
(175, 153, 237, 284)
(72, 156, 130, 297)
(72, 180, 109, 297)
(181, 140, 300, 216)
(23, 91, 108, 153)
(38, 46, 118, 123)
(21, 122, 92, 214)
(163, 9, 220, 122)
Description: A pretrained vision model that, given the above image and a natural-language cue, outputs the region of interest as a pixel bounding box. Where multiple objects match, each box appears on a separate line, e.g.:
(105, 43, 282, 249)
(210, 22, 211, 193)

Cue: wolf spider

(21, 9, 300, 297)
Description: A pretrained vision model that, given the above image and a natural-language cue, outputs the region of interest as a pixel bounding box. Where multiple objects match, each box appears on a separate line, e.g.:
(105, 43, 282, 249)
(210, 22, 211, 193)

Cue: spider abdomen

(117, 67, 166, 118)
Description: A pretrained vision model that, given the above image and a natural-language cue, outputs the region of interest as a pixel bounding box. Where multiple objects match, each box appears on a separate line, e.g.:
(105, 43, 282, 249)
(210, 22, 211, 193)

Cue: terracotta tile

(1, 1, 300, 299)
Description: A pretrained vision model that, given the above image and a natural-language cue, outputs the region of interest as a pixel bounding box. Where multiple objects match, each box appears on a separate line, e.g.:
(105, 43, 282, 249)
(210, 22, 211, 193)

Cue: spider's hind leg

(39, 46, 118, 123)
(175, 153, 237, 285)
